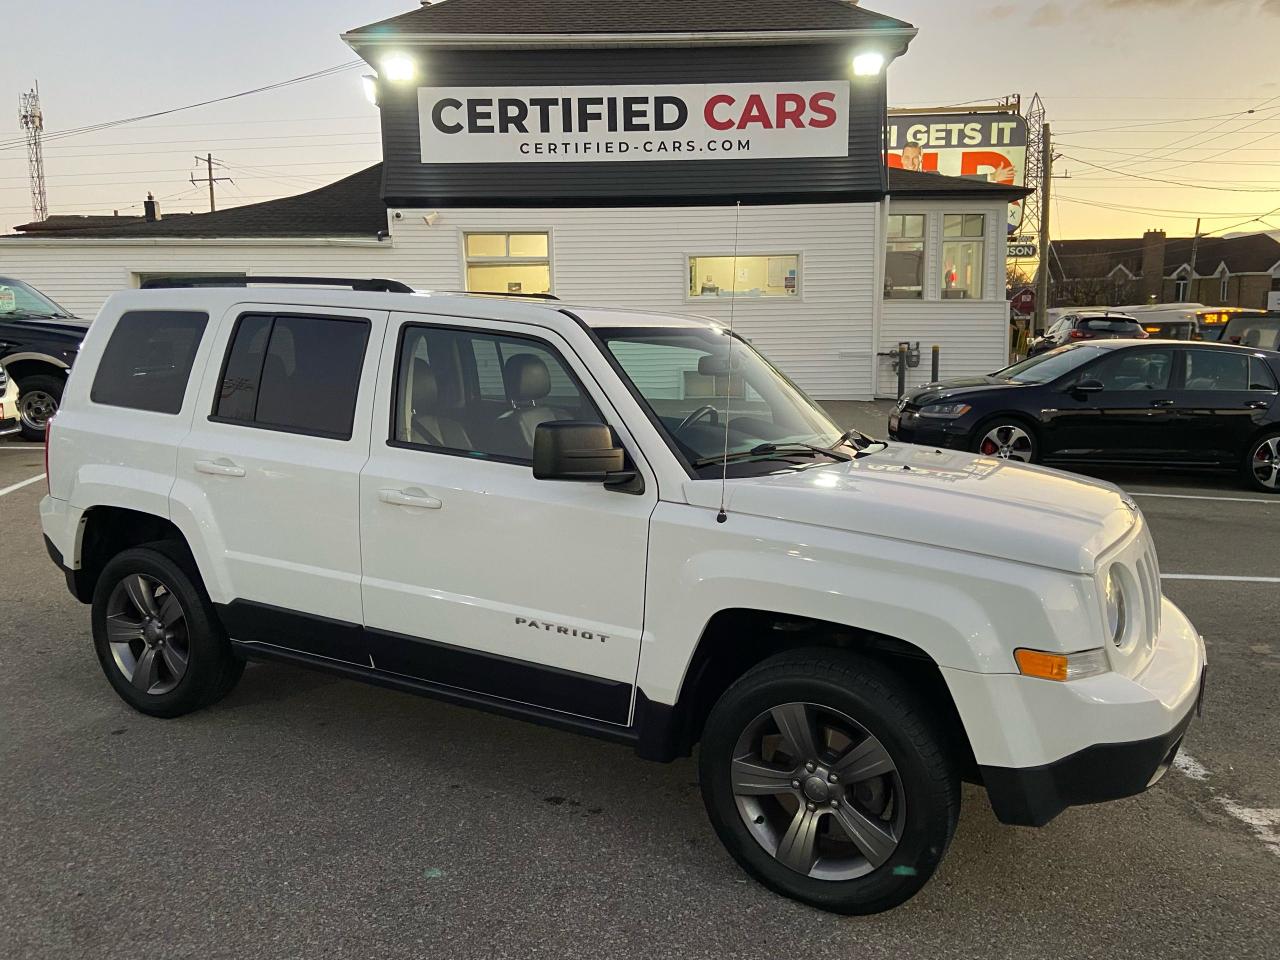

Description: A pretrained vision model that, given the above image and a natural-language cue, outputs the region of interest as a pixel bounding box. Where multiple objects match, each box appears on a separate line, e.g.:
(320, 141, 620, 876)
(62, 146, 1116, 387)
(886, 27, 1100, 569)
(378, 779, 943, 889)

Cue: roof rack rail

(139, 276, 416, 293)
(437, 290, 561, 301)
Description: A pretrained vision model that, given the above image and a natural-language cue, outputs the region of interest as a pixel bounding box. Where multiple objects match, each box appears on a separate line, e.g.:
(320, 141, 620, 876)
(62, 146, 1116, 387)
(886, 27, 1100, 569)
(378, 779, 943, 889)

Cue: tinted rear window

(90, 310, 208, 414)
(213, 313, 369, 439)
(1082, 318, 1141, 333)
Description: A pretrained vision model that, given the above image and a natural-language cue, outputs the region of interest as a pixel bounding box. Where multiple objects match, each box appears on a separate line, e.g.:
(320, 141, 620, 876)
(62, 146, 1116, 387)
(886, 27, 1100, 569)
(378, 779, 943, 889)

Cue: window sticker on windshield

(0, 287, 14, 313)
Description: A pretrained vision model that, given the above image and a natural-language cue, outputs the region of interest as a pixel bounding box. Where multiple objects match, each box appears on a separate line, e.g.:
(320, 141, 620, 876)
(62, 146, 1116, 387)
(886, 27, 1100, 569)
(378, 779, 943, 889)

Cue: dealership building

(2, 0, 1028, 399)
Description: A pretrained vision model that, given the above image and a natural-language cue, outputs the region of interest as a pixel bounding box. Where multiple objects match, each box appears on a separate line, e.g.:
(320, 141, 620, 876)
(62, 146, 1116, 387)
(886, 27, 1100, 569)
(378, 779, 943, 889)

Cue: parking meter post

(931, 344, 940, 382)
(897, 342, 908, 399)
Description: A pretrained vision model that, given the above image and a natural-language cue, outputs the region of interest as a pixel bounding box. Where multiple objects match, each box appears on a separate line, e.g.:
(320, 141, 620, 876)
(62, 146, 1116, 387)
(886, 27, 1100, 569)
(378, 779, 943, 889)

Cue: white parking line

(1129, 492, 1278, 504)
(0, 473, 45, 498)
(1173, 751, 1280, 859)
(1161, 574, 1280, 583)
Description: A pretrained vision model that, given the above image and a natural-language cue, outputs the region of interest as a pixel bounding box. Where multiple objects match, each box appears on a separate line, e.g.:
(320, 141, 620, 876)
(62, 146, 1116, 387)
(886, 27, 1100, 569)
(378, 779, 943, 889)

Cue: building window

(1175, 277, 1189, 301)
(885, 214, 926, 300)
(464, 233, 551, 296)
(1220, 272, 1230, 303)
(687, 255, 799, 299)
(941, 214, 986, 300)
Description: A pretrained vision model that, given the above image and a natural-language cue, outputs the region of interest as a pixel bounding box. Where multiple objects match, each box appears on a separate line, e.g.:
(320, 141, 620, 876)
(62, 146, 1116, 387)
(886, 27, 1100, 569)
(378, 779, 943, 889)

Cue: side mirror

(532, 421, 642, 492)
(1072, 377, 1104, 394)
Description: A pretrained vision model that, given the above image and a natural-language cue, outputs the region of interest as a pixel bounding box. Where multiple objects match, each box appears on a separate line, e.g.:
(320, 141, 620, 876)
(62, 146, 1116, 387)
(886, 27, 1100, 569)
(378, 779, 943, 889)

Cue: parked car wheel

(15, 372, 63, 441)
(698, 649, 959, 915)
(91, 546, 244, 717)
(1243, 432, 1280, 494)
(972, 415, 1039, 463)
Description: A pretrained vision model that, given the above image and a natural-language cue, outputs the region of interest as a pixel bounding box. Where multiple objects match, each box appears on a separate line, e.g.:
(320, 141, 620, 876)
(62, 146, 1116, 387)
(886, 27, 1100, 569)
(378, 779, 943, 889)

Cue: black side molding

(980, 699, 1198, 827)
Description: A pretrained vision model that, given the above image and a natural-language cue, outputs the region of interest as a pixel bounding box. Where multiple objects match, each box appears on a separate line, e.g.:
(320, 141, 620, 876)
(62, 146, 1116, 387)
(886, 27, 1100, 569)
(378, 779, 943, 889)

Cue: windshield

(997, 344, 1108, 384)
(598, 326, 852, 475)
(0, 277, 74, 319)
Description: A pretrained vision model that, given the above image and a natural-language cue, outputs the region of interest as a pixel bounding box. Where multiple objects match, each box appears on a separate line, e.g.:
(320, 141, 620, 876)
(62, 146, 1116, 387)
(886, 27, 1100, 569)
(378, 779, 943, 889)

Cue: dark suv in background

(1029, 312, 1147, 356)
(0, 277, 87, 440)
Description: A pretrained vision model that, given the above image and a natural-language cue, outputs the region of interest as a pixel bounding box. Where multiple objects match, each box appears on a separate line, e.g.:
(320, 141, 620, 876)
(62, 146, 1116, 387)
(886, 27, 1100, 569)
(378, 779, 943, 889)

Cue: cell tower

(19, 84, 48, 223)
(1011, 93, 1047, 287)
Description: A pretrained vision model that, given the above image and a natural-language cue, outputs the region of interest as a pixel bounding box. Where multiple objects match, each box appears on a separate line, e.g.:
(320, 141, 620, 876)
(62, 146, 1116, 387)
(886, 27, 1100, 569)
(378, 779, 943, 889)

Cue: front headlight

(917, 402, 972, 419)
(1104, 567, 1127, 647)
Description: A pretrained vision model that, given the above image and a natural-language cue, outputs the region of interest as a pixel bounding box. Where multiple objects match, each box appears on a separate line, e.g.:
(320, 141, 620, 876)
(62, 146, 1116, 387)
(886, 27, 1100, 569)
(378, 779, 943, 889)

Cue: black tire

(1241, 431, 1280, 494)
(698, 649, 959, 915)
(15, 372, 64, 441)
(970, 414, 1039, 464)
(91, 545, 243, 718)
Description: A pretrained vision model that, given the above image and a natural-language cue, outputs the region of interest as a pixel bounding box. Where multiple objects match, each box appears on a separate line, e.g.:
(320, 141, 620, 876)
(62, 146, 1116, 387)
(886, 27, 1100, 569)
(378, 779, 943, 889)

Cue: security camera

(424, 210, 440, 226)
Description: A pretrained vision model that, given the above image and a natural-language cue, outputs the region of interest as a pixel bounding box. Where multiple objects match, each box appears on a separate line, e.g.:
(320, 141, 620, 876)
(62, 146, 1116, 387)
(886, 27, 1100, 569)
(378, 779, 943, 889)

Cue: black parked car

(0, 278, 86, 440)
(1028, 311, 1148, 356)
(887, 340, 1280, 492)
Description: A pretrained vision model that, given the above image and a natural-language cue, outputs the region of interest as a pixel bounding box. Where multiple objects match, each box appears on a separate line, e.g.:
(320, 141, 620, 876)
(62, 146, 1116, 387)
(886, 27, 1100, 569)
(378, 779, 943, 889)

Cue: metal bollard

(931, 344, 940, 382)
(897, 342, 908, 399)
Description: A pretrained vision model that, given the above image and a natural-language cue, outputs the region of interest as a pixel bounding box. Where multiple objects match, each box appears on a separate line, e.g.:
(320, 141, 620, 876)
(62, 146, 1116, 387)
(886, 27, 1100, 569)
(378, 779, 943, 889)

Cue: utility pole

(1035, 121, 1052, 334)
(19, 84, 48, 222)
(190, 154, 232, 212)
(1187, 217, 1201, 303)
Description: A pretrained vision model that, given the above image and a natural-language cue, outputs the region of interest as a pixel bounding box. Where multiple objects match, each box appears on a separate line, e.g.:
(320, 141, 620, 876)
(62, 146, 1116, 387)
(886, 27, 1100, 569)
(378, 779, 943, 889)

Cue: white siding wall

(877, 199, 1010, 396)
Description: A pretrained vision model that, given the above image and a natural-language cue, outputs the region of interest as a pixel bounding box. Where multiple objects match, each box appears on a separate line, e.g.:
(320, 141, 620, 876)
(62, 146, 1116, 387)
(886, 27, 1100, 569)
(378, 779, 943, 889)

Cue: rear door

(1173, 348, 1279, 465)
(1046, 346, 1179, 461)
(173, 305, 387, 661)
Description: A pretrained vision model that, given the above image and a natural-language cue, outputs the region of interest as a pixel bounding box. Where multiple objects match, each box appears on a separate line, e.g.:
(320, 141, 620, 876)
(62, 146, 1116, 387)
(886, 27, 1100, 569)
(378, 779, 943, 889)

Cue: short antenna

(716, 201, 742, 524)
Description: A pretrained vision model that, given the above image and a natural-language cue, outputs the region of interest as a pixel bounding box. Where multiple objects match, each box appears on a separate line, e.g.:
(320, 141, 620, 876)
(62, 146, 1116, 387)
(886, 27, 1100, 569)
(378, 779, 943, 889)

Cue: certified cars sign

(418, 83, 850, 164)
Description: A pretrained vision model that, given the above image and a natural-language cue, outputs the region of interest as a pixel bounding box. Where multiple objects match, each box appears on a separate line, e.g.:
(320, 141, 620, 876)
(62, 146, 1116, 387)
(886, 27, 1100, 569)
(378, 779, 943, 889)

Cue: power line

(1058, 154, 1280, 192)
(0, 61, 363, 152)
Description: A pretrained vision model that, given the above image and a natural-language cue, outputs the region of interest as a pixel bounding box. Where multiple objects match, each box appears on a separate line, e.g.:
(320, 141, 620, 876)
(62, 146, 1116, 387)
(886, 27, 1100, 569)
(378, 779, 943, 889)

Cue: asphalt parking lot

(2, 417, 1278, 960)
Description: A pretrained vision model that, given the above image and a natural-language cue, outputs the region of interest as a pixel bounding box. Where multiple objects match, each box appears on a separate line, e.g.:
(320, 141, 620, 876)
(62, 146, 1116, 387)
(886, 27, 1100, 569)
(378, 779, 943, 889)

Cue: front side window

(392, 325, 601, 462)
(214, 313, 370, 439)
(1182, 349, 1274, 392)
(688, 255, 800, 299)
(941, 214, 986, 300)
(90, 310, 209, 414)
(464, 232, 551, 295)
(0, 277, 74, 319)
(599, 327, 844, 476)
(1088, 348, 1173, 391)
(885, 215, 925, 300)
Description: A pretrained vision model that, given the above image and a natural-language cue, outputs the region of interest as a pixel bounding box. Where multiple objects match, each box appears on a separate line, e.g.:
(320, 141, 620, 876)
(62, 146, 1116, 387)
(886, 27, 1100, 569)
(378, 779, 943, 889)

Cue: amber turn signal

(1015, 647, 1108, 682)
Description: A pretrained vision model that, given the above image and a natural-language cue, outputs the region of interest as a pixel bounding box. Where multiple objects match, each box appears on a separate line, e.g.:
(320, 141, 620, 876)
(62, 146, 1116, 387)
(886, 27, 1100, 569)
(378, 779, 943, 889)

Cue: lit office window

(941, 214, 986, 300)
(688, 255, 800, 299)
(464, 233, 551, 295)
(885, 215, 925, 299)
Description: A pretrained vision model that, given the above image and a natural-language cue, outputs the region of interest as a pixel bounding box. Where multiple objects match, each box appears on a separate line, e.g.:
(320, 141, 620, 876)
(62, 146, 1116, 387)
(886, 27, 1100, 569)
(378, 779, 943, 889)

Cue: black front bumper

(886, 412, 972, 450)
(979, 697, 1199, 827)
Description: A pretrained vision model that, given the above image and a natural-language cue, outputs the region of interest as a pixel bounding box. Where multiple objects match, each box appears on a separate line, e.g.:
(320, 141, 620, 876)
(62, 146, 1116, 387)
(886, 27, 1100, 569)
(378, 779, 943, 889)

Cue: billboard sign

(419, 83, 851, 164)
(886, 112, 1029, 234)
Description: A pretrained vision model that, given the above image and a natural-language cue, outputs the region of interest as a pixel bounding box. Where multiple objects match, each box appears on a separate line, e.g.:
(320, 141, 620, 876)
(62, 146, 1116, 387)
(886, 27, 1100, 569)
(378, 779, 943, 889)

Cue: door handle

(1149, 399, 1175, 408)
(194, 458, 246, 478)
(379, 487, 442, 509)
(1246, 400, 1270, 410)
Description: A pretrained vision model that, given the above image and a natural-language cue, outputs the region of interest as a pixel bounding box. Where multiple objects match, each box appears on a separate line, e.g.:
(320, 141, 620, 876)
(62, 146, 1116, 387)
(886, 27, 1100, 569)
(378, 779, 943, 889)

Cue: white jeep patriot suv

(41, 279, 1206, 914)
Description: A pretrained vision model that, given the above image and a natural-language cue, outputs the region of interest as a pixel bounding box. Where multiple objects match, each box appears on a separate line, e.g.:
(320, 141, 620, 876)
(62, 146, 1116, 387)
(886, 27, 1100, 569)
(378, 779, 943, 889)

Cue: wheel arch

(69, 505, 198, 603)
(2, 354, 70, 379)
(634, 608, 977, 780)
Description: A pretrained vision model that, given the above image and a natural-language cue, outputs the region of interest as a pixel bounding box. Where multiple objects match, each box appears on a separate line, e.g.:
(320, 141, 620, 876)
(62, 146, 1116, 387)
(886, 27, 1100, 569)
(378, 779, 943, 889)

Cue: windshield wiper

(693, 442, 852, 469)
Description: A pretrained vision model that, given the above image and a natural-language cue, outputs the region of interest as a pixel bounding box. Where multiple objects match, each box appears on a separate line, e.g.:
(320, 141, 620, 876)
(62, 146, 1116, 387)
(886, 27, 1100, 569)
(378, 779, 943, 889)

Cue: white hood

(684, 444, 1137, 575)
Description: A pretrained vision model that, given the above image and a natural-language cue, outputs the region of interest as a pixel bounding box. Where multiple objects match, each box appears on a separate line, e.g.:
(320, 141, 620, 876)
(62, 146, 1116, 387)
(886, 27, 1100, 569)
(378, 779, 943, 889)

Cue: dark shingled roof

(11, 163, 1026, 241)
(888, 168, 1032, 200)
(1051, 232, 1280, 280)
(346, 0, 913, 38)
(9, 165, 386, 240)
(13, 213, 195, 233)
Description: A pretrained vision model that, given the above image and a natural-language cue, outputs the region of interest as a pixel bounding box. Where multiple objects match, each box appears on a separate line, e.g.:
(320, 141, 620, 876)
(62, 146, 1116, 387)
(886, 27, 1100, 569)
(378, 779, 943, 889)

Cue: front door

(358, 314, 656, 726)
(1044, 347, 1178, 462)
(175, 305, 387, 661)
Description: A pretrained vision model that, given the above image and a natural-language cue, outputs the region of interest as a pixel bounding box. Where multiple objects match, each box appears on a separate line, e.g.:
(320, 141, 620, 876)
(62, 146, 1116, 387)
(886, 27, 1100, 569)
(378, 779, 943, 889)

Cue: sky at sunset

(2, 0, 1277, 241)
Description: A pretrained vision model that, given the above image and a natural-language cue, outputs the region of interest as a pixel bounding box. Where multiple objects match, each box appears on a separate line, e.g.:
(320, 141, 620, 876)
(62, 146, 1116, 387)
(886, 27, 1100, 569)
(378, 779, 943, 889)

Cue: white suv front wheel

(698, 650, 959, 914)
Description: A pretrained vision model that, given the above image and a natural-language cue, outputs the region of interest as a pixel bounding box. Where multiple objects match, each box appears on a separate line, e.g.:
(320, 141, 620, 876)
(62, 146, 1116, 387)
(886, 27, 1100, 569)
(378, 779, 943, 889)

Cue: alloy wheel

(1252, 436, 1280, 489)
(730, 701, 905, 881)
(18, 390, 58, 432)
(104, 574, 190, 695)
(979, 424, 1034, 462)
